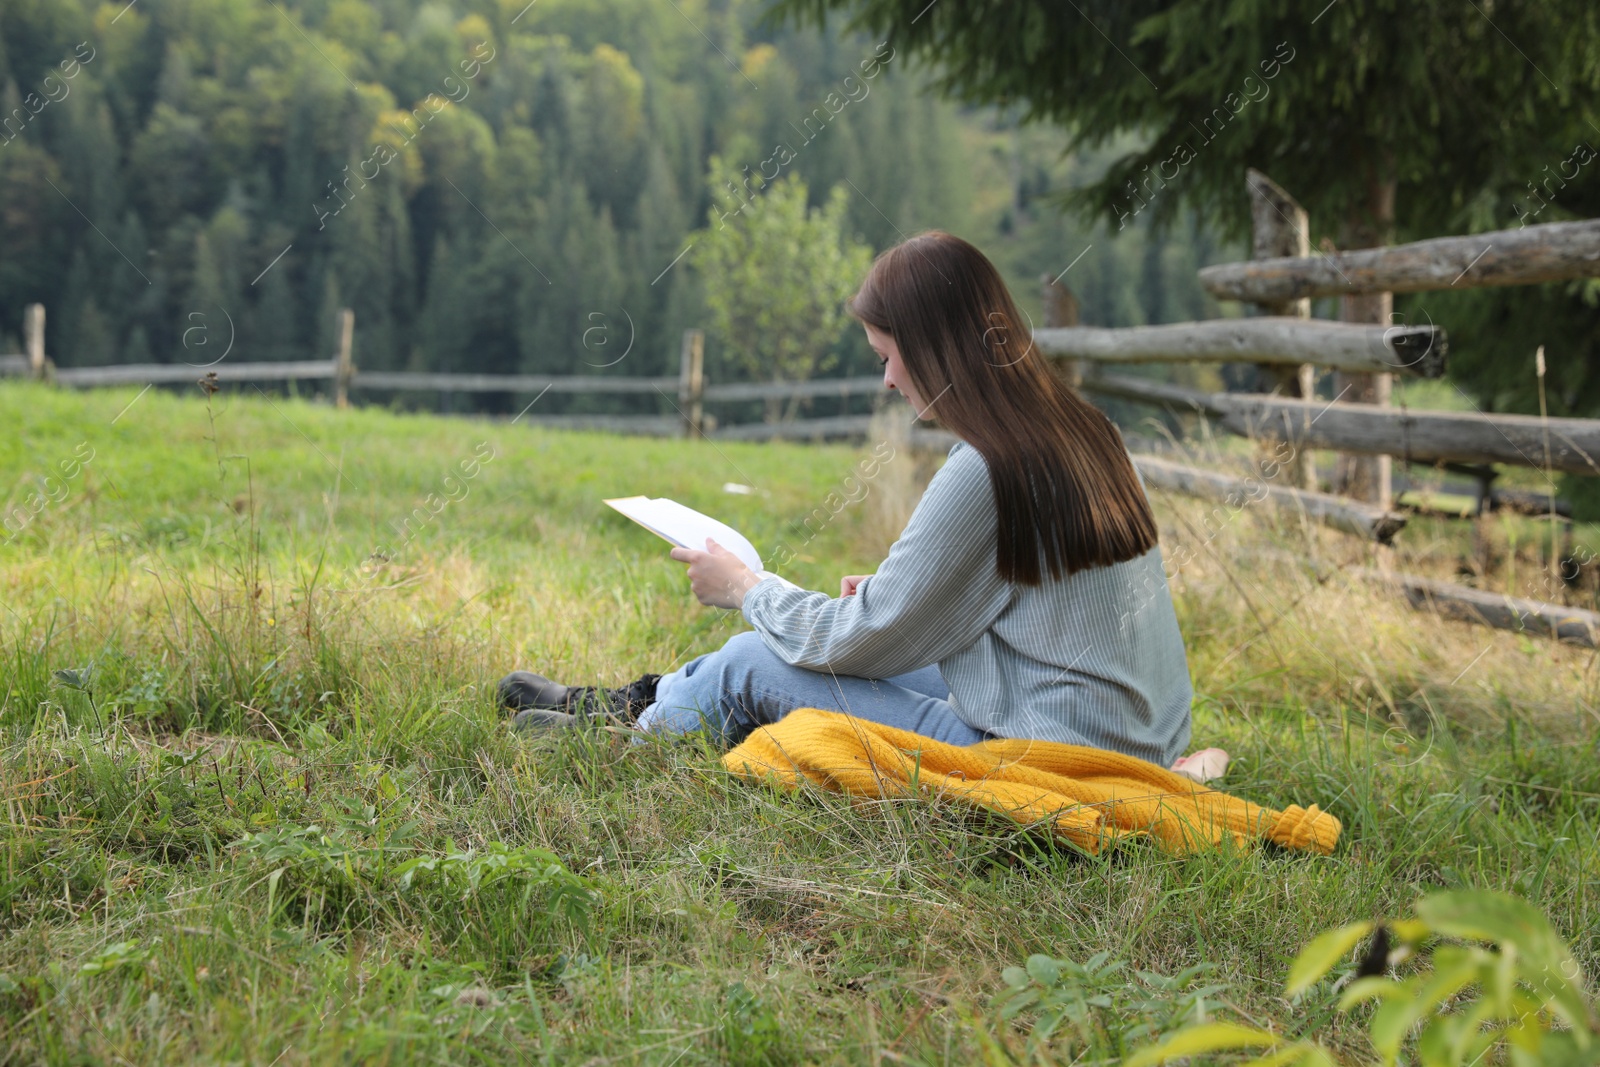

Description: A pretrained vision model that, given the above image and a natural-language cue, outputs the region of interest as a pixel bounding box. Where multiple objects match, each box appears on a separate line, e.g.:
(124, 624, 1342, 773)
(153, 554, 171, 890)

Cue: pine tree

(122, 324, 152, 365)
(628, 144, 691, 375)
(246, 258, 299, 364)
(73, 296, 116, 365)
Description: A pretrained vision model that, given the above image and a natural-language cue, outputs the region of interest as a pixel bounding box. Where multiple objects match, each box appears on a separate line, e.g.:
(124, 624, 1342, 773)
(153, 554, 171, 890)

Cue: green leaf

(1518, 1029, 1600, 1067)
(1125, 1022, 1280, 1067)
(1241, 1045, 1336, 1067)
(1415, 1011, 1457, 1067)
(1413, 945, 1492, 1012)
(1286, 921, 1374, 997)
(1025, 954, 1062, 986)
(1369, 996, 1418, 1064)
(1505, 990, 1547, 1052)
(266, 866, 286, 918)
(1337, 975, 1408, 1010)
(78, 941, 147, 977)
(1416, 890, 1589, 1033)
(52, 668, 85, 689)
(1366, 947, 1487, 1061)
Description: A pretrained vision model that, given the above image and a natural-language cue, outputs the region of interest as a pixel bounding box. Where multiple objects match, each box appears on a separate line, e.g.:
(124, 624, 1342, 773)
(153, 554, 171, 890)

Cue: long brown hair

(848, 231, 1158, 585)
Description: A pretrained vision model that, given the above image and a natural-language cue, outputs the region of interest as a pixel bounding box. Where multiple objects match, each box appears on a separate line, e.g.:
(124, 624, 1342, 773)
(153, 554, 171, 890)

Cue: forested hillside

(0, 0, 1230, 410)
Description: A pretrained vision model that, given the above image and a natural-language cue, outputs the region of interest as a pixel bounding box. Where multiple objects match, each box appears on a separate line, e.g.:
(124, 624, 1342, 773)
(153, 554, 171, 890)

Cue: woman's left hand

(670, 538, 763, 610)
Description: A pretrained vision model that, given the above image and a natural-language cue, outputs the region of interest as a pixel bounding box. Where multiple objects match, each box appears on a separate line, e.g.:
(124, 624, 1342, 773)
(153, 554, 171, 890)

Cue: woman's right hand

(840, 574, 872, 597)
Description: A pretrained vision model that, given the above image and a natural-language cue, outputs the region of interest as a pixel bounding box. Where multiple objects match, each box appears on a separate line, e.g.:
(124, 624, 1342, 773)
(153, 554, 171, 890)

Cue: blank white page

(604, 496, 764, 573)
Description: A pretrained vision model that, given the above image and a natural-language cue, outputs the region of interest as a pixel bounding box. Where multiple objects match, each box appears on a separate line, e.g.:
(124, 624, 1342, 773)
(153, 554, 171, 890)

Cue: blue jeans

(636, 631, 990, 747)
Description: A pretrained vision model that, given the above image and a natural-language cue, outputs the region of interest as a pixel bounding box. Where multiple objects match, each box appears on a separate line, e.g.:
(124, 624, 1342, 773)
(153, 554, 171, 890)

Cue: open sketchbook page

(604, 496, 801, 589)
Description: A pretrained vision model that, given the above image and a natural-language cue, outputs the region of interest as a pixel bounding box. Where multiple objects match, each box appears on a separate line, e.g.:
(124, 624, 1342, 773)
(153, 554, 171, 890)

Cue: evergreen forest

(0, 0, 1233, 418)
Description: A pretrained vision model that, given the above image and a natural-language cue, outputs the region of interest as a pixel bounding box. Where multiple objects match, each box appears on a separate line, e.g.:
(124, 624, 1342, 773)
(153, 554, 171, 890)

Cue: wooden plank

(1199, 218, 1600, 303)
(333, 308, 354, 410)
(25, 304, 45, 379)
(1031, 318, 1445, 378)
(678, 329, 705, 438)
(1328, 181, 1397, 509)
(1040, 274, 1086, 389)
(702, 377, 886, 402)
(1080, 373, 1226, 413)
(42, 359, 877, 402)
(703, 413, 958, 450)
(363, 371, 877, 400)
(711, 414, 882, 441)
(1247, 170, 1312, 314)
(57, 361, 339, 386)
(1216, 394, 1600, 477)
(1489, 486, 1572, 517)
(1356, 568, 1600, 647)
(1132, 455, 1406, 544)
(1246, 169, 1316, 489)
(352, 371, 678, 393)
(1399, 486, 1573, 519)
(511, 412, 961, 452)
(1083, 373, 1600, 475)
(516, 414, 680, 435)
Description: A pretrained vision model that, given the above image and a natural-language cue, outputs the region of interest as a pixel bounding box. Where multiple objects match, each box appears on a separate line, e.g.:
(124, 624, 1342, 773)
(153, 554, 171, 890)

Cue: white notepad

(604, 495, 767, 573)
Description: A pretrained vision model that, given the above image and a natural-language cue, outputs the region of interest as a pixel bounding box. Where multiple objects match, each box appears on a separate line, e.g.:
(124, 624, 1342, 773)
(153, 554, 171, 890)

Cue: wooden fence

(7, 192, 1600, 644)
(1050, 195, 1599, 499)
(1, 309, 890, 441)
(1049, 176, 1600, 646)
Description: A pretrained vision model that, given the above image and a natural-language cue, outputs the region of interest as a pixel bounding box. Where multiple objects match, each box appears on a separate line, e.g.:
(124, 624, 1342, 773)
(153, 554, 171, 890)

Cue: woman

(498, 231, 1227, 780)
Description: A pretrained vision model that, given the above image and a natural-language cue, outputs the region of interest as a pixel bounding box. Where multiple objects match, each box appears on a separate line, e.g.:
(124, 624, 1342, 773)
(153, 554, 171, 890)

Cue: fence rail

(703, 377, 885, 402)
(52, 360, 338, 386)
(1083, 372, 1600, 475)
(1356, 568, 1600, 648)
(1133, 454, 1407, 544)
(1032, 318, 1446, 378)
(351, 370, 678, 394)
(1199, 217, 1600, 303)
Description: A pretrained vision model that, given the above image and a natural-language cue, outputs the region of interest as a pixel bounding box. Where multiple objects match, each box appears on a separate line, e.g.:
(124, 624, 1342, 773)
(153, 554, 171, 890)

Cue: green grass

(2, 381, 1597, 1065)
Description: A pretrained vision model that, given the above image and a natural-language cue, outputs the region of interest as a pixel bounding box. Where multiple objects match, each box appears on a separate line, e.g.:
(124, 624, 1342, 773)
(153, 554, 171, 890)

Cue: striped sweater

(740, 440, 1193, 767)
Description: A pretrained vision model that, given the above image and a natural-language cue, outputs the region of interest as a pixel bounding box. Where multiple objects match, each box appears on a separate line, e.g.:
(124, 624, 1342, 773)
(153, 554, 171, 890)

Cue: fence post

(1331, 185, 1395, 510)
(1245, 170, 1316, 490)
(334, 308, 354, 410)
(25, 304, 45, 380)
(678, 329, 705, 439)
(1040, 275, 1083, 387)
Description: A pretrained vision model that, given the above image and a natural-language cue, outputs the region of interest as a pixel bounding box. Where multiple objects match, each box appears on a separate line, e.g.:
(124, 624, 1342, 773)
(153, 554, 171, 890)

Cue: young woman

(499, 231, 1227, 780)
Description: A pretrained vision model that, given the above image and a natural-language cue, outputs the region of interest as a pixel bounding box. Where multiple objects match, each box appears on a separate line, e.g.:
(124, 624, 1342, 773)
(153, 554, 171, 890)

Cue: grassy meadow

(1, 381, 1598, 1064)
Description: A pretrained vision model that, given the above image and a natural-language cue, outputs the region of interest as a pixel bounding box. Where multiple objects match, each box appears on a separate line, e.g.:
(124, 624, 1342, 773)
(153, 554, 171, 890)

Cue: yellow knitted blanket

(721, 709, 1341, 856)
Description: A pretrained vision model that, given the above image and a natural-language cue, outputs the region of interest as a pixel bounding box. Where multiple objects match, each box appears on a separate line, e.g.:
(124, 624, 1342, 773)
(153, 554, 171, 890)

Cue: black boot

(561, 673, 662, 721)
(498, 671, 661, 731)
(497, 671, 570, 711)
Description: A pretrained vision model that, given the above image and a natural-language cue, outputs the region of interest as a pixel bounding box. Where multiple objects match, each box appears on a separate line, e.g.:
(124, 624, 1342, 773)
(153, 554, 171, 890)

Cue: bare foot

(1170, 747, 1231, 784)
